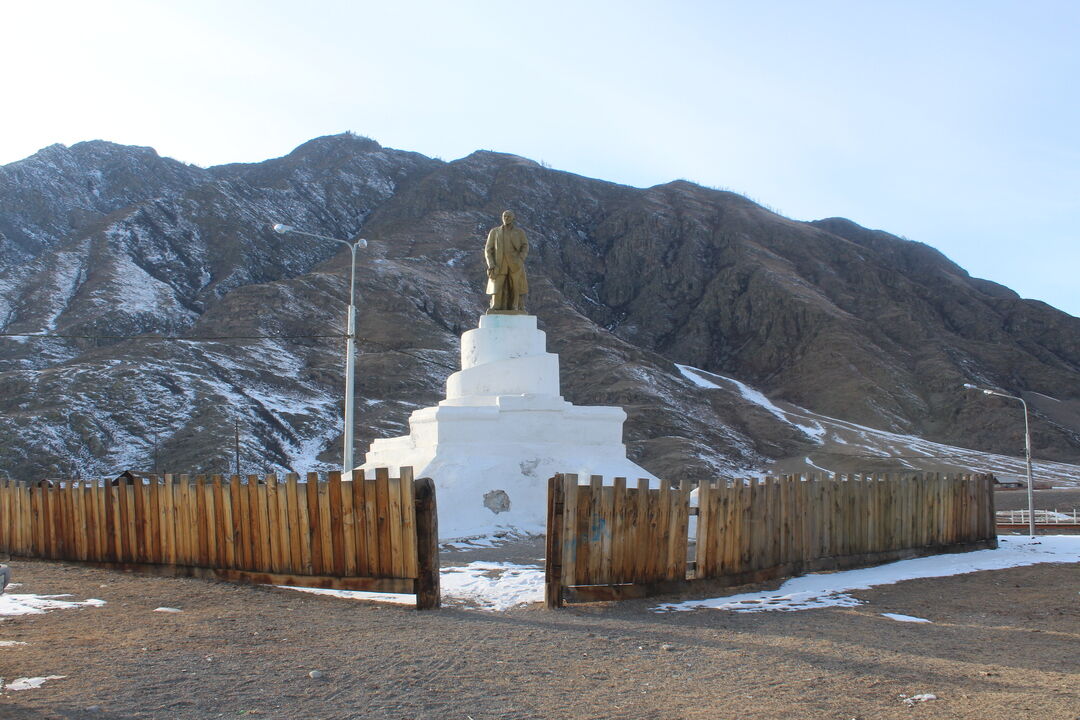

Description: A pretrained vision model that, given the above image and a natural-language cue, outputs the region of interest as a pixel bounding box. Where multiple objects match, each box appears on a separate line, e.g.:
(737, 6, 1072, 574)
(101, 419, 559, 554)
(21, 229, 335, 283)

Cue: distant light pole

(962, 384, 1035, 537)
(272, 223, 367, 474)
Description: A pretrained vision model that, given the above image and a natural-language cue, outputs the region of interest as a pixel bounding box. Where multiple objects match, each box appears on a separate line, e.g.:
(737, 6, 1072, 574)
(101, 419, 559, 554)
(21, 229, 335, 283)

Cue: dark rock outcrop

(0, 134, 1077, 482)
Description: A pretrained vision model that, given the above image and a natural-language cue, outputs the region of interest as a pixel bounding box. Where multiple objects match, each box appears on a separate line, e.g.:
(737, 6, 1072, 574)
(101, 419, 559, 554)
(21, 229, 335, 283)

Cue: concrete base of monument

(362, 439, 657, 540)
(359, 313, 659, 540)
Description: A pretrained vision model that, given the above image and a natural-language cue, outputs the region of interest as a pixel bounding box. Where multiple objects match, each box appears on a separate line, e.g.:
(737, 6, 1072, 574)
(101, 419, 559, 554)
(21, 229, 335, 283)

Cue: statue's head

(502, 210, 515, 226)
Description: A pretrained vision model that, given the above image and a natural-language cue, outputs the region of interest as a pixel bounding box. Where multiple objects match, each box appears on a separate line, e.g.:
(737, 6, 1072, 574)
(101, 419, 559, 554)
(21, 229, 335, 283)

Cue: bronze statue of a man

(484, 210, 529, 313)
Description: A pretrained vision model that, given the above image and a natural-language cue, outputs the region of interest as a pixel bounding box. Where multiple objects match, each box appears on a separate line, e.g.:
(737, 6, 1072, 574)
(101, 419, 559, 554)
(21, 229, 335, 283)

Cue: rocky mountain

(1, 133, 1078, 484)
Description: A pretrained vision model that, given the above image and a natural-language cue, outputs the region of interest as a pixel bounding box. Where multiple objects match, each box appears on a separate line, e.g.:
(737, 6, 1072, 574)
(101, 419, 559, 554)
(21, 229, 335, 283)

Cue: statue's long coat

(484, 224, 529, 295)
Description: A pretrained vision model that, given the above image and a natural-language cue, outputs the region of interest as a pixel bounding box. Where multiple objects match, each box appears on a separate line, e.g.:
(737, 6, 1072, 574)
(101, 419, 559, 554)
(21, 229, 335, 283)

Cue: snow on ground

(0, 593, 105, 617)
(442, 537, 503, 550)
(438, 562, 545, 611)
(278, 536, 1080, 613)
(1, 675, 66, 692)
(654, 536, 1080, 613)
(881, 612, 932, 623)
(902, 693, 938, 706)
(440, 530, 535, 551)
(277, 585, 415, 606)
(280, 560, 545, 611)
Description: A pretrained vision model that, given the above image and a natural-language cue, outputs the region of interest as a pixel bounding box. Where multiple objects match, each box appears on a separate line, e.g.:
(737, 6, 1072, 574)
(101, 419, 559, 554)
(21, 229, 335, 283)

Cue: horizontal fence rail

(996, 509, 1080, 527)
(0, 468, 439, 609)
(993, 507, 1080, 528)
(547, 472, 997, 607)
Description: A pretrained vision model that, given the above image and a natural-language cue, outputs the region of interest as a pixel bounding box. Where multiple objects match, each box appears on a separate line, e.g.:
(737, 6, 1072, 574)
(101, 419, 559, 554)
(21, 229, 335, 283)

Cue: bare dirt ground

(1, 551, 1077, 720)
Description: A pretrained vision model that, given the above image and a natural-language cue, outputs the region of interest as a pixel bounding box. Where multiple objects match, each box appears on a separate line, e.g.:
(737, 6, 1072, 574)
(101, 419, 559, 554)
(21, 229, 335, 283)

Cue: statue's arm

(484, 230, 496, 267)
(484, 229, 498, 278)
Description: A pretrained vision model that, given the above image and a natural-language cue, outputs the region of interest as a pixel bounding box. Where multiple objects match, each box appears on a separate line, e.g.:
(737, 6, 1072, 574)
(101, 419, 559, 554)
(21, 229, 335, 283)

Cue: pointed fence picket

(0, 469, 439, 609)
(546, 472, 997, 607)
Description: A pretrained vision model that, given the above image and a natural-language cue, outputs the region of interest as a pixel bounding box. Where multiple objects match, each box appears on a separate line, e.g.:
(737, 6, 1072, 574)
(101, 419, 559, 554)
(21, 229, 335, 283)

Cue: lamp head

(272, 223, 293, 234)
(355, 238, 368, 249)
(962, 383, 977, 390)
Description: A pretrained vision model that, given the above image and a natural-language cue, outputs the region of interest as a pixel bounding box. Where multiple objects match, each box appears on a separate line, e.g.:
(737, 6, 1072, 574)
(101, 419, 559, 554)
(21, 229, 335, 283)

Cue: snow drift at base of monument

(361, 314, 658, 539)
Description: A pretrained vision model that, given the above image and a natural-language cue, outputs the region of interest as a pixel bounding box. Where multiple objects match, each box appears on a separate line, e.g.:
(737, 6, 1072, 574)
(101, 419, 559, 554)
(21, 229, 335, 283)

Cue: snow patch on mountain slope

(89, 251, 197, 323)
(677, 364, 825, 443)
(675, 364, 1080, 485)
(36, 242, 90, 332)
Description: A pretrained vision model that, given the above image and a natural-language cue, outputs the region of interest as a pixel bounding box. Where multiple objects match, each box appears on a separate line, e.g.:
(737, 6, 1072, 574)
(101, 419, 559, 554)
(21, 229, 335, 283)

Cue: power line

(363, 342, 457, 371)
(0, 332, 340, 340)
(0, 332, 459, 372)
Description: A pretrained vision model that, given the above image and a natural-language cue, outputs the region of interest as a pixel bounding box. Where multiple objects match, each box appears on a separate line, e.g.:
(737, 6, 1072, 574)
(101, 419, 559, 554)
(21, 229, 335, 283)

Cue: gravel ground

(1, 551, 1077, 720)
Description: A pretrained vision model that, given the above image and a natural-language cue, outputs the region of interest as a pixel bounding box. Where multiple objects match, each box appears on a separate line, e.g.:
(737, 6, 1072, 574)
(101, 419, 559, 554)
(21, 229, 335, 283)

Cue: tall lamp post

(272, 223, 367, 474)
(962, 384, 1035, 537)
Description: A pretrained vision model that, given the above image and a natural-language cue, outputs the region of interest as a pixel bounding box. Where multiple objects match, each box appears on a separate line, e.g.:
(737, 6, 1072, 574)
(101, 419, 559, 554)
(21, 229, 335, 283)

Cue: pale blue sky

(3, 1, 1078, 316)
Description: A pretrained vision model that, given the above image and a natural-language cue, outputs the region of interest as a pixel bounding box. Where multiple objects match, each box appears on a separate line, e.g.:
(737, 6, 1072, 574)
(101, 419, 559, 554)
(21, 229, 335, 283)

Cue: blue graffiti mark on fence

(590, 516, 607, 543)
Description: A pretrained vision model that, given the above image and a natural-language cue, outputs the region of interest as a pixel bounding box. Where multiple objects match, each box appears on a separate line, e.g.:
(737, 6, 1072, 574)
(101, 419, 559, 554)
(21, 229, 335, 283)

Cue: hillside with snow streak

(1, 134, 1078, 483)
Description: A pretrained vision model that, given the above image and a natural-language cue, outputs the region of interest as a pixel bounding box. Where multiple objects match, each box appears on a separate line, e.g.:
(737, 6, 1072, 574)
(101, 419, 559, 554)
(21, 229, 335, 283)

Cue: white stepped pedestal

(361, 314, 657, 540)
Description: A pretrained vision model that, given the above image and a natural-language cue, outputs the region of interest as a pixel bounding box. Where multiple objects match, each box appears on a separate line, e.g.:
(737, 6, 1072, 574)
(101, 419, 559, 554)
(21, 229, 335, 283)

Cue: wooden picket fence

(544, 476, 691, 608)
(546, 472, 996, 607)
(0, 468, 440, 609)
